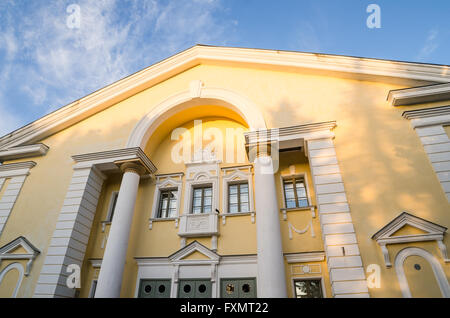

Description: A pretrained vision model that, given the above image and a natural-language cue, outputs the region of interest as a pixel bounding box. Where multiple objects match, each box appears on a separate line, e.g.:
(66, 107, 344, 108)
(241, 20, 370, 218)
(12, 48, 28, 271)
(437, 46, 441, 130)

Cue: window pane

(204, 196, 212, 207)
(194, 188, 202, 198)
(193, 197, 202, 208)
(298, 199, 309, 207)
(240, 202, 249, 212)
(240, 192, 249, 203)
(286, 199, 296, 209)
(229, 193, 238, 204)
(229, 185, 238, 194)
(203, 187, 212, 197)
(229, 204, 239, 213)
(203, 205, 212, 213)
(192, 207, 202, 214)
(296, 183, 307, 198)
(240, 183, 248, 193)
(295, 280, 323, 298)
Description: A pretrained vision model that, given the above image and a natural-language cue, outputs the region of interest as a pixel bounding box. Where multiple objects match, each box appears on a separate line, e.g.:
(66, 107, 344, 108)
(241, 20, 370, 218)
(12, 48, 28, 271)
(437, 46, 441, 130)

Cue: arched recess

(126, 85, 267, 149)
(395, 247, 450, 298)
(0, 262, 24, 298)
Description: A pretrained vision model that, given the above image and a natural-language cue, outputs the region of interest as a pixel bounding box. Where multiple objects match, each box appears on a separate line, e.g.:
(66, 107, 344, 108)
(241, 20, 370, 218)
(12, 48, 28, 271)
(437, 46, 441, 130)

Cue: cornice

(245, 121, 336, 144)
(402, 105, 450, 120)
(388, 83, 450, 106)
(72, 147, 157, 174)
(0, 45, 449, 150)
(284, 251, 325, 264)
(0, 144, 49, 162)
(0, 161, 36, 171)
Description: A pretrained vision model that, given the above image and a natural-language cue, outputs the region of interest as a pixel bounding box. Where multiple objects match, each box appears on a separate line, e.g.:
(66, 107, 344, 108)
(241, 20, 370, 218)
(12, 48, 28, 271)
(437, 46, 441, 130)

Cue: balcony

(178, 213, 219, 238)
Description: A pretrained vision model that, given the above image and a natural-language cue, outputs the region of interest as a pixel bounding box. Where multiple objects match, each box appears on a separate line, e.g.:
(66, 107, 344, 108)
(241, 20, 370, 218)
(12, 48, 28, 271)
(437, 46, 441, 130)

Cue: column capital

(116, 160, 147, 176)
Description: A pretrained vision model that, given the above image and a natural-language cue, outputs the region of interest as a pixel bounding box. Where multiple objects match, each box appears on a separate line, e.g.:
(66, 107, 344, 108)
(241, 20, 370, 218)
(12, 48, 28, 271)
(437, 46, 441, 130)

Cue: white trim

(0, 262, 25, 298)
(149, 173, 183, 228)
(127, 85, 267, 149)
(0, 236, 40, 276)
(284, 252, 325, 263)
(372, 212, 449, 267)
(394, 247, 450, 298)
(0, 144, 49, 162)
(388, 83, 450, 106)
(2, 45, 448, 150)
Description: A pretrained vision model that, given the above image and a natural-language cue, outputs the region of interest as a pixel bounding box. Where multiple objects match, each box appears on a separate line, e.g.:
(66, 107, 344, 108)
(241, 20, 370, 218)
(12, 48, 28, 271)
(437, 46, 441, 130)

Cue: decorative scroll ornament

(288, 220, 315, 239)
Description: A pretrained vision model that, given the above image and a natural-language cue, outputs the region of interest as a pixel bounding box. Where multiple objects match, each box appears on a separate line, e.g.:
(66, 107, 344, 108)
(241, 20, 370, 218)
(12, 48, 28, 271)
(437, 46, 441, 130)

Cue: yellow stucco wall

(0, 62, 449, 298)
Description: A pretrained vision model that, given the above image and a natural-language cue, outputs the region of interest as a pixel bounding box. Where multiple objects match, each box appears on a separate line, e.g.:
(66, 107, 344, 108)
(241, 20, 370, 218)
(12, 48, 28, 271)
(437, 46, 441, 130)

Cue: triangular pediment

(0, 45, 449, 150)
(0, 236, 40, 256)
(372, 212, 447, 243)
(169, 241, 219, 263)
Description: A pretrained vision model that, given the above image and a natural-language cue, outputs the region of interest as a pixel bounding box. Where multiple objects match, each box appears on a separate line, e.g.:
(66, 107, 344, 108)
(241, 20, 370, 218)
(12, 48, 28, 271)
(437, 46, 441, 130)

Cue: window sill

(219, 211, 256, 225)
(280, 206, 316, 220)
(148, 217, 179, 230)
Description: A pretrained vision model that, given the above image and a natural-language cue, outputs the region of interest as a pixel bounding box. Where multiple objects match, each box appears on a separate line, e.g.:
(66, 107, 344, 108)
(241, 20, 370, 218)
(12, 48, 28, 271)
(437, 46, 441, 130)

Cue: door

(178, 279, 212, 298)
(221, 278, 257, 298)
(138, 279, 171, 298)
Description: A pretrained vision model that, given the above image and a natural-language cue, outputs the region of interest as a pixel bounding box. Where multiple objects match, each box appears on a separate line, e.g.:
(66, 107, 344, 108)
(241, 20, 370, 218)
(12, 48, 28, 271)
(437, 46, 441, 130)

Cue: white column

(254, 154, 287, 298)
(95, 163, 144, 298)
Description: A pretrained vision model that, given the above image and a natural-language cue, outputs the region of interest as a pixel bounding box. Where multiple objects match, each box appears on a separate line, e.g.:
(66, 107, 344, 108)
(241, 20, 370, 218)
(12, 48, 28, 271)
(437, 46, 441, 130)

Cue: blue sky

(0, 0, 449, 137)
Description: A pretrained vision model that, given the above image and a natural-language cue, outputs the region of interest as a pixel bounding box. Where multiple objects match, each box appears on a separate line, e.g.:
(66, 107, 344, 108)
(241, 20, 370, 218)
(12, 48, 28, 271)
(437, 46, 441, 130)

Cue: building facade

(0, 45, 449, 298)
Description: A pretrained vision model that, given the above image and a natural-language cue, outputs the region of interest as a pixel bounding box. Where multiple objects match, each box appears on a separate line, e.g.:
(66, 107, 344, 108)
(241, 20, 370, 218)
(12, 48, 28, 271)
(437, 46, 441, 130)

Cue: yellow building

(0, 45, 449, 298)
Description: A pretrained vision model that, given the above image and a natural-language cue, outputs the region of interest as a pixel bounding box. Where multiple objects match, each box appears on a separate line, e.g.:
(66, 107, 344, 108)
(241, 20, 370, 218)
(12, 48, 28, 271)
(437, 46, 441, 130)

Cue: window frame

(106, 191, 119, 222)
(292, 277, 325, 298)
(227, 181, 250, 214)
(282, 175, 310, 209)
(191, 184, 213, 214)
(157, 188, 179, 218)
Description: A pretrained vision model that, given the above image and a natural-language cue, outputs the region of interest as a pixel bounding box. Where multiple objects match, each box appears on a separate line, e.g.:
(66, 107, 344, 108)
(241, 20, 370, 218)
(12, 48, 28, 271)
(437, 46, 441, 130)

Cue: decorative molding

(395, 247, 450, 298)
(168, 241, 220, 265)
(0, 161, 36, 178)
(0, 236, 40, 275)
(388, 83, 450, 106)
(0, 262, 24, 297)
(72, 147, 157, 175)
(0, 144, 49, 162)
(372, 212, 449, 267)
(149, 172, 183, 228)
(284, 252, 325, 264)
(89, 259, 102, 268)
(288, 221, 315, 239)
(245, 121, 337, 150)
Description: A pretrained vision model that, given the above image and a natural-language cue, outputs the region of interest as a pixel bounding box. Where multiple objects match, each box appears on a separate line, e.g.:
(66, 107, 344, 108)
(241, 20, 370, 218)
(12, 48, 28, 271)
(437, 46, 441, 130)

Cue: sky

(0, 0, 449, 137)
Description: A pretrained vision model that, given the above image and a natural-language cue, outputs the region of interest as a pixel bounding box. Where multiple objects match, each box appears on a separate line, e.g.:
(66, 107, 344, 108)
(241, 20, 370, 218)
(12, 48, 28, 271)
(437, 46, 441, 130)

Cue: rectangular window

(294, 279, 323, 298)
(88, 280, 97, 298)
(192, 186, 212, 214)
(107, 192, 119, 222)
(228, 182, 249, 213)
(157, 189, 178, 218)
(283, 177, 309, 208)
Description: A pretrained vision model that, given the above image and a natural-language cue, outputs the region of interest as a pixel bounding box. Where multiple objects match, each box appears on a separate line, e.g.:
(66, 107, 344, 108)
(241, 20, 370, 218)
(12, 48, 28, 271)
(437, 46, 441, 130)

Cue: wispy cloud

(0, 0, 235, 136)
(416, 28, 439, 61)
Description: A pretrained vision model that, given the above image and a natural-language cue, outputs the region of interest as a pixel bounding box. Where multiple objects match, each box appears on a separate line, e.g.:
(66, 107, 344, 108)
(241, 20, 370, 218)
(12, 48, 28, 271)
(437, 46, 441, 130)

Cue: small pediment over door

(169, 241, 220, 265)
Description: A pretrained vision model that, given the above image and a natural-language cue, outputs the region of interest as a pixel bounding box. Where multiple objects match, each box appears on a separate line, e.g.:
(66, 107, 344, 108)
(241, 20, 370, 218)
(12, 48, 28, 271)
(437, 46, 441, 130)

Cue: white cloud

(0, 0, 236, 132)
(417, 28, 439, 61)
